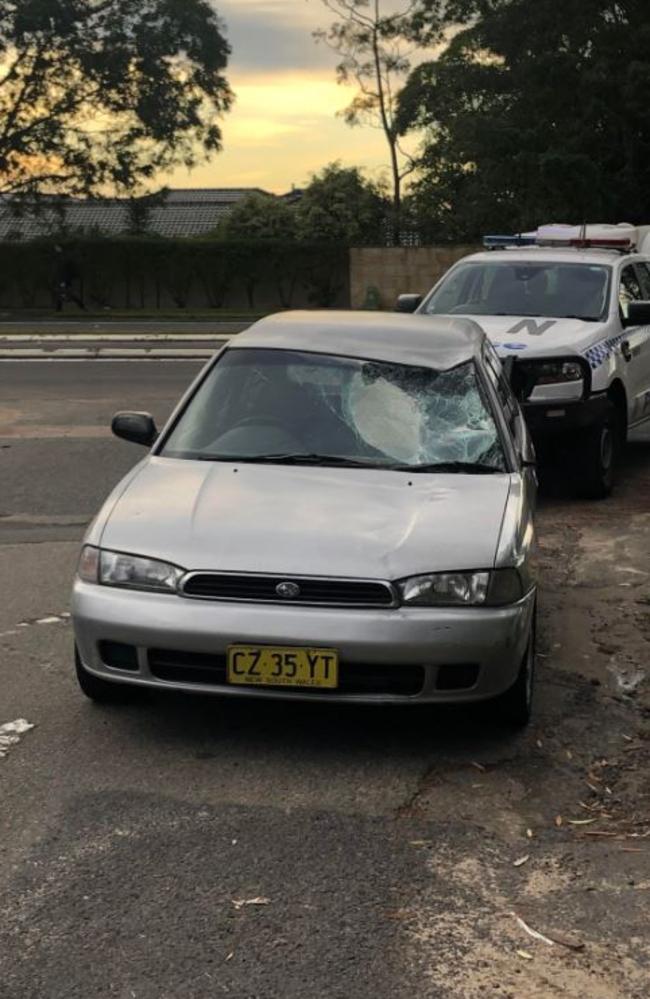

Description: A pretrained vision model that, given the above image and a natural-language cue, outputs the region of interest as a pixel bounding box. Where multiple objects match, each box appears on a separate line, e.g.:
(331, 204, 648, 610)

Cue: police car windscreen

(424, 262, 610, 322)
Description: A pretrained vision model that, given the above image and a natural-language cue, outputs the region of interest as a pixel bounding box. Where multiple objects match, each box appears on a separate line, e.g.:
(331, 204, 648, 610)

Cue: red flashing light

(538, 237, 633, 250)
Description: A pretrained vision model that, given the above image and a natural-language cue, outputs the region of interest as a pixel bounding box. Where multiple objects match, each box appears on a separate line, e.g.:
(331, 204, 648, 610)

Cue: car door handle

(621, 339, 633, 362)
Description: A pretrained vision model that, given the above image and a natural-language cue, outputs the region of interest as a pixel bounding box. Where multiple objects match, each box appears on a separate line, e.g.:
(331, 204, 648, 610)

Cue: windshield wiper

(194, 454, 504, 474)
(388, 461, 504, 475)
(563, 314, 599, 323)
(195, 452, 386, 468)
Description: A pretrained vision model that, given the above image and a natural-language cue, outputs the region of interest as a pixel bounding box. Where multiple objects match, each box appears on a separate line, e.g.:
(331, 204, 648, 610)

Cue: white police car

(397, 224, 650, 497)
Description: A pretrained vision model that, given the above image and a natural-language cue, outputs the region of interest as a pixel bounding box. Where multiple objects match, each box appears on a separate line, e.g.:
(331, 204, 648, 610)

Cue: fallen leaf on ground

(513, 855, 530, 868)
(0, 719, 35, 758)
(555, 815, 563, 828)
(470, 761, 487, 773)
(526, 828, 535, 839)
(511, 913, 555, 947)
(516, 950, 534, 961)
(568, 818, 598, 826)
(225, 953, 234, 962)
(232, 897, 270, 910)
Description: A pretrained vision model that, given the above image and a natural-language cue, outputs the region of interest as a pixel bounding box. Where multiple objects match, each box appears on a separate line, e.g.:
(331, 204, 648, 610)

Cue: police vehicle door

(619, 262, 650, 427)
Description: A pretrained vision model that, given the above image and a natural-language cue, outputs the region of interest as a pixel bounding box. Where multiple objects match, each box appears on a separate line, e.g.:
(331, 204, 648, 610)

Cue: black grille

(181, 573, 394, 607)
(148, 649, 423, 696)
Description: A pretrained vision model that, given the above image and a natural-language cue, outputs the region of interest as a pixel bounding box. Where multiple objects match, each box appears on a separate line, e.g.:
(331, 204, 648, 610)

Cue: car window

(619, 264, 644, 319)
(634, 261, 650, 299)
(423, 261, 611, 321)
(161, 348, 507, 470)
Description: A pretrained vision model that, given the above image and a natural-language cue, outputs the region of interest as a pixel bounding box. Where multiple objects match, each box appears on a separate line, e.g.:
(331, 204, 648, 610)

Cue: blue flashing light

(483, 234, 537, 249)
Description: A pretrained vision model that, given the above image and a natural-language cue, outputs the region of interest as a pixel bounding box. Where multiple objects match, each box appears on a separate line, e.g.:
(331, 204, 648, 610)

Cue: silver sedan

(72, 311, 538, 726)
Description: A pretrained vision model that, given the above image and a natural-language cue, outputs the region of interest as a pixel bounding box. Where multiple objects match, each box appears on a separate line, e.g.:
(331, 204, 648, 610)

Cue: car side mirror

(625, 301, 650, 327)
(111, 411, 158, 447)
(395, 293, 422, 314)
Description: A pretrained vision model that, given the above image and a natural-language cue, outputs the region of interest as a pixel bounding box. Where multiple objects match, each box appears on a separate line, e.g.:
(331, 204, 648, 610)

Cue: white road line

(0, 333, 240, 342)
(0, 348, 221, 360)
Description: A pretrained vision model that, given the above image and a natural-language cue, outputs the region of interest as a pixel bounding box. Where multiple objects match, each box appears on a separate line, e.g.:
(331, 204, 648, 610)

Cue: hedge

(0, 238, 350, 311)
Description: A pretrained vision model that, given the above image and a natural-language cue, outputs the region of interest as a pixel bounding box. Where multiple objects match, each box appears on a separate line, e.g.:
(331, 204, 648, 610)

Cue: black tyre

(75, 647, 143, 705)
(490, 609, 536, 729)
(576, 401, 621, 499)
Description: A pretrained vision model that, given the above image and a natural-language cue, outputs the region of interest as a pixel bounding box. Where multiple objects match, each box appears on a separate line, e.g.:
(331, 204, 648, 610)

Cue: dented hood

(100, 457, 512, 579)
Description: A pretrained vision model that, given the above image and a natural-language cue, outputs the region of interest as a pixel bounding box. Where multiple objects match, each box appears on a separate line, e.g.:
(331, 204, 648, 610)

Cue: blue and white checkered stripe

(583, 333, 626, 370)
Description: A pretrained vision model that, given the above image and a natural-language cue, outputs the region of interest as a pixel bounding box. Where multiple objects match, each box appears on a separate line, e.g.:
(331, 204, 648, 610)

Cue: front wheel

(490, 610, 536, 729)
(75, 647, 144, 705)
(575, 402, 620, 499)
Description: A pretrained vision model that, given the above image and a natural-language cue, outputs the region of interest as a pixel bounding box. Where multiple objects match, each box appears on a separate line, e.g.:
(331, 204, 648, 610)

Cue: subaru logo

(276, 581, 301, 600)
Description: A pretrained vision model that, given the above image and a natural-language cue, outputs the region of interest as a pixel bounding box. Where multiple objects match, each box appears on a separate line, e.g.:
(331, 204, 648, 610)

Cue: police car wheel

(576, 403, 619, 500)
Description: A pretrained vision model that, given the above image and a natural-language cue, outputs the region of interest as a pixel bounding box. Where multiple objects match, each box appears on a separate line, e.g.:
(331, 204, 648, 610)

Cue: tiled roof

(0, 188, 278, 240)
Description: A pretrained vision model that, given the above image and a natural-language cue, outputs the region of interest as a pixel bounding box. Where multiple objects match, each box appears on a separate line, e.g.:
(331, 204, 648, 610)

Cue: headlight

(513, 357, 588, 403)
(398, 569, 524, 607)
(399, 571, 490, 606)
(77, 546, 183, 593)
(531, 361, 584, 385)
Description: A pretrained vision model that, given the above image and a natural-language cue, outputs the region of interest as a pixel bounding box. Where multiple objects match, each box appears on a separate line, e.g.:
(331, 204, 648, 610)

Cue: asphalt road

(1, 362, 650, 998)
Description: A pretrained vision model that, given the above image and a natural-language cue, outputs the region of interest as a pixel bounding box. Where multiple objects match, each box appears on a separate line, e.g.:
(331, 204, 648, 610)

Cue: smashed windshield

(162, 349, 506, 471)
(423, 261, 611, 322)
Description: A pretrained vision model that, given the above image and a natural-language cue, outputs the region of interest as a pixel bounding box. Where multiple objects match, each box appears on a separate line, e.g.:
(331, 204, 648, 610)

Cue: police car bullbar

(398, 223, 650, 498)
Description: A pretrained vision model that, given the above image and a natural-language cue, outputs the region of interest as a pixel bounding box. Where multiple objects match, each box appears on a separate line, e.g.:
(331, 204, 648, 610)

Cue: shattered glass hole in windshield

(290, 359, 505, 468)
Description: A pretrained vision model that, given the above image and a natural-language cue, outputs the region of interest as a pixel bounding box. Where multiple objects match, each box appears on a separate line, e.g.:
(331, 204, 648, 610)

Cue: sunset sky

(163, 0, 413, 194)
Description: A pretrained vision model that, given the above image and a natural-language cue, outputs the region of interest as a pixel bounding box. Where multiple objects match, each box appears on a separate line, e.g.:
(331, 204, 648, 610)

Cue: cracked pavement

(1, 361, 649, 998)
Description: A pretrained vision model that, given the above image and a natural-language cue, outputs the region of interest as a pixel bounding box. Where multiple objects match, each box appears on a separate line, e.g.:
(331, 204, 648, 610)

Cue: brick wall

(349, 246, 480, 309)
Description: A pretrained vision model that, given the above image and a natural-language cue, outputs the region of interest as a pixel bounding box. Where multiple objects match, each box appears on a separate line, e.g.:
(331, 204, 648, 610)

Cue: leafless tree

(315, 0, 418, 243)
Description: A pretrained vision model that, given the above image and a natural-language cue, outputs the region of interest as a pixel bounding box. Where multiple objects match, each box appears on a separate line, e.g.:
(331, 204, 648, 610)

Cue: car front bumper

(523, 392, 608, 437)
(72, 581, 536, 706)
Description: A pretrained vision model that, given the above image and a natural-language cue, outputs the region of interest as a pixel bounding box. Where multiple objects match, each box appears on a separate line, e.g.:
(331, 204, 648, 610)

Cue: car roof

(230, 310, 485, 371)
(460, 248, 639, 267)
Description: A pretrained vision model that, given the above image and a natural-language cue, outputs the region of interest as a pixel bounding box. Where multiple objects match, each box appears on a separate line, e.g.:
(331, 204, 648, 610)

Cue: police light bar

(484, 223, 639, 252)
(483, 234, 537, 249)
(535, 223, 637, 250)
(537, 236, 634, 249)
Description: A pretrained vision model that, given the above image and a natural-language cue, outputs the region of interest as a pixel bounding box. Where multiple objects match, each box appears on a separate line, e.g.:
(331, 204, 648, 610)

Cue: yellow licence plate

(227, 645, 339, 689)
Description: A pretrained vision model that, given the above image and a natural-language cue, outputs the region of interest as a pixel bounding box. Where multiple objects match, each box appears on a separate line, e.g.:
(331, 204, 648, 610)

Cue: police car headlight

(532, 361, 584, 384)
(513, 357, 589, 403)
